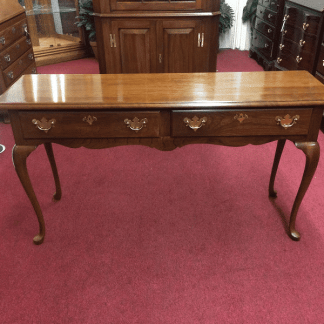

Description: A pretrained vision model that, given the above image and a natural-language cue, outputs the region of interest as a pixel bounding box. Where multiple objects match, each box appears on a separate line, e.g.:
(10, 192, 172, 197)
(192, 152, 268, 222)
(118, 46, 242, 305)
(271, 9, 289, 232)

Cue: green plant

(75, 0, 96, 42)
(219, 0, 235, 33)
(242, 0, 258, 25)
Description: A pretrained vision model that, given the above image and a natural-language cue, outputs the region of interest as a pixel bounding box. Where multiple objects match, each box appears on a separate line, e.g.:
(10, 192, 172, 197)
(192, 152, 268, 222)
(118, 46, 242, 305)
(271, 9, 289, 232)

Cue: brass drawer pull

(279, 44, 284, 50)
(4, 54, 10, 62)
(275, 114, 300, 129)
(234, 113, 248, 123)
(268, 28, 272, 33)
(28, 53, 34, 60)
(183, 116, 207, 132)
(277, 57, 282, 64)
(296, 56, 302, 63)
(0, 37, 5, 45)
(302, 23, 309, 31)
(124, 117, 148, 132)
(83, 115, 97, 125)
(299, 40, 305, 47)
(26, 38, 31, 45)
(32, 118, 56, 133)
(7, 71, 14, 79)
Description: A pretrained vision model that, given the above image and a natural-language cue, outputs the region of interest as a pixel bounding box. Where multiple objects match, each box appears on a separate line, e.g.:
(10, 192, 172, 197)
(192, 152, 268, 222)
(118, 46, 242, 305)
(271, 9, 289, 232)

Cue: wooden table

(0, 71, 323, 245)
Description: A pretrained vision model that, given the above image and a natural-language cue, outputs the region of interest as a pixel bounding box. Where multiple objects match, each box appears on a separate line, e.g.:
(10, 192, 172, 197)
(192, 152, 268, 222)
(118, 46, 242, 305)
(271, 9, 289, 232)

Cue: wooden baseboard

(34, 43, 92, 67)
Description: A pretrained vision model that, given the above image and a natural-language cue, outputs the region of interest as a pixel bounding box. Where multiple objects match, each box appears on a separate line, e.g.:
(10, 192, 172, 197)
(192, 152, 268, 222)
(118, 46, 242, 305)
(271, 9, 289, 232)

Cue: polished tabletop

(1, 71, 324, 109)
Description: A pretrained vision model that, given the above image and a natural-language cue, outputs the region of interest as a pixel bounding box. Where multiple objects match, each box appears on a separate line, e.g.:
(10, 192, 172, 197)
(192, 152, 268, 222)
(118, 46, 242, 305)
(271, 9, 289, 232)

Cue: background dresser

(92, 0, 220, 74)
(0, 0, 36, 123)
(274, 0, 324, 75)
(249, 0, 285, 70)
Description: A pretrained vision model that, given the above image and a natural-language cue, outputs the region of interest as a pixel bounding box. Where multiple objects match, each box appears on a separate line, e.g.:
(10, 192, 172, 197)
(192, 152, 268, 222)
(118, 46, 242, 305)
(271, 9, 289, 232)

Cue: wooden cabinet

(93, 0, 220, 74)
(249, 0, 285, 70)
(275, 0, 324, 74)
(0, 0, 36, 123)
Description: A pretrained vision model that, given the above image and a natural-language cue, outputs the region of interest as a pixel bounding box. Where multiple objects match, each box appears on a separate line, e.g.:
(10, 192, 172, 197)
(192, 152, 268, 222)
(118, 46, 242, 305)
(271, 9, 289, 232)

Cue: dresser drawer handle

(124, 117, 148, 132)
(275, 114, 300, 129)
(299, 40, 305, 47)
(277, 57, 282, 64)
(4, 54, 10, 62)
(279, 44, 284, 50)
(234, 113, 248, 123)
(26, 38, 31, 45)
(296, 56, 302, 63)
(264, 43, 269, 48)
(83, 115, 97, 125)
(268, 14, 272, 19)
(0, 37, 5, 45)
(183, 116, 207, 132)
(7, 72, 14, 79)
(32, 118, 56, 133)
(268, 29, 272, 34)
(28, 53, 34, 60)
(303, 23, 309, 31)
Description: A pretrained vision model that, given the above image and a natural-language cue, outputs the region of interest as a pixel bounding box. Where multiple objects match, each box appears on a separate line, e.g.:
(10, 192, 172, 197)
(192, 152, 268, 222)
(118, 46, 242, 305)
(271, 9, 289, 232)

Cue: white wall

(219, 0, 251, 50)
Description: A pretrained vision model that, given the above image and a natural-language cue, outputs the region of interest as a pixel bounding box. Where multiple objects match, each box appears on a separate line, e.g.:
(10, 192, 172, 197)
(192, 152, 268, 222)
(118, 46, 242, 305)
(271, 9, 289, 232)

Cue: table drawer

(19, 111, 161, 139)
(171, 109, 312, 137)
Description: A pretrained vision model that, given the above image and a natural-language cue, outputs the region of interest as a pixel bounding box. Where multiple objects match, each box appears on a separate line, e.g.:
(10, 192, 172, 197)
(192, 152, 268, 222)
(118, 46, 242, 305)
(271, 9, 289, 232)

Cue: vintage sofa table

(0, 71, 323, 245)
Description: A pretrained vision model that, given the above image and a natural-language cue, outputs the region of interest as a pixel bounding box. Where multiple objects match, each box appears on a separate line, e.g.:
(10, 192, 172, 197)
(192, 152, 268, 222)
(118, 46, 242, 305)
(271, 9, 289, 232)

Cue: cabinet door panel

(112, 21, 156, 73)
(161, 20, 200, 73)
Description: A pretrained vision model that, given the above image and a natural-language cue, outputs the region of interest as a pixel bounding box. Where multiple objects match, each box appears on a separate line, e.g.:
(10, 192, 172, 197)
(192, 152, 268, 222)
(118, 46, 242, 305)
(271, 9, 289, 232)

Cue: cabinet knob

(268, 28, 272, 34)
(7, 71, 14, 79)
(0, 36, 5, 45)
(4, 54, 10, 62)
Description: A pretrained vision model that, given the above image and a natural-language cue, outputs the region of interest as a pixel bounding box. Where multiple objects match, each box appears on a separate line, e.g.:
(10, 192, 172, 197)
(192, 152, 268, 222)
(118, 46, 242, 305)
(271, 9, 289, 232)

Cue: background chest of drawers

(274, 0, 324, 75)
(0, 0, 36, 123)
(249, 0, 285, 70)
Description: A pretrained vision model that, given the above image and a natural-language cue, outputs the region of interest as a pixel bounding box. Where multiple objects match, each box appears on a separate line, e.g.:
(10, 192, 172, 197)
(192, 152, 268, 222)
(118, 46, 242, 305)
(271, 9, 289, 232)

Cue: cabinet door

(112, 20, 156, 73)
(159, 20, 206, 73)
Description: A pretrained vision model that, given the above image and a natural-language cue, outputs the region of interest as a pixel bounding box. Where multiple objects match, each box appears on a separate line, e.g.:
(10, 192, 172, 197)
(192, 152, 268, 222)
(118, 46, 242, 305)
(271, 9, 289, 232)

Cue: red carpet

(1, 50, 324, 323)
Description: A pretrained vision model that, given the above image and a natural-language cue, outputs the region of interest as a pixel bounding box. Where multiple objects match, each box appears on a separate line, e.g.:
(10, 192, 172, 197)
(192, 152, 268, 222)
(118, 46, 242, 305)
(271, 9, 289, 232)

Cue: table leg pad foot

(289, 229, 301, 241)
(33, 234, 45, 245)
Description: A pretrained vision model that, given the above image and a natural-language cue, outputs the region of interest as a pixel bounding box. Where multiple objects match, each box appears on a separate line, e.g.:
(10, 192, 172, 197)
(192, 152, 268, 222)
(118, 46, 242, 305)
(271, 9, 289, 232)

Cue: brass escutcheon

(124, 117, 148, 132)
(32, 117, 56, 133)
(83, 115, 97, 125)
(234, 113, 248, 123)
(183, 116, 207, 132)
(275, 114, 300, 129)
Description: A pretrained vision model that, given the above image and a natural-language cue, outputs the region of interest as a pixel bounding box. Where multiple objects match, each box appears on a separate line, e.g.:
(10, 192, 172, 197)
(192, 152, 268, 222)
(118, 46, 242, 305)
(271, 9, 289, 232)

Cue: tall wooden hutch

(92, 0, 220, 74)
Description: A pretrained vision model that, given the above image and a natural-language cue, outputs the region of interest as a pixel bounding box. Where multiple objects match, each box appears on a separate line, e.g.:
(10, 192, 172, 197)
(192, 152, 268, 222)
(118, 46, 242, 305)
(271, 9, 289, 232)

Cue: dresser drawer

(279, 24, 317, 53)
(317, 45, 324, 76)
(2, 48, 34, 87)
(262, 0, 279, 12)
(255, 17, 275, 39)
(0, 36, 32, 70)
(18, 111, 161, 139)
(171, 109, 312, 137)
(251, 29, 273, 59)
(0, 18, 28, 51)
(284, 5, 320, 35)
(256, 4, 277, 26)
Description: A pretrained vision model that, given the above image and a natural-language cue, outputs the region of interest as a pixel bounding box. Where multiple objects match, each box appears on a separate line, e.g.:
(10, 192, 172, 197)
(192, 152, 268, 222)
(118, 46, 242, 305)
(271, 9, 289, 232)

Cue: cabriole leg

(12, 145, 45, 245)
(269, 139, 286, 197)
(289, 142, 320, 241)
(44, 143, 61, 201)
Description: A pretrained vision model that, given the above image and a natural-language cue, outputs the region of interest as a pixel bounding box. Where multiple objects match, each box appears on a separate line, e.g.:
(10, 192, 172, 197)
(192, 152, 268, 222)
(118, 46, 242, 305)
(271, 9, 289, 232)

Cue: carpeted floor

(1, 50, 324, 323)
